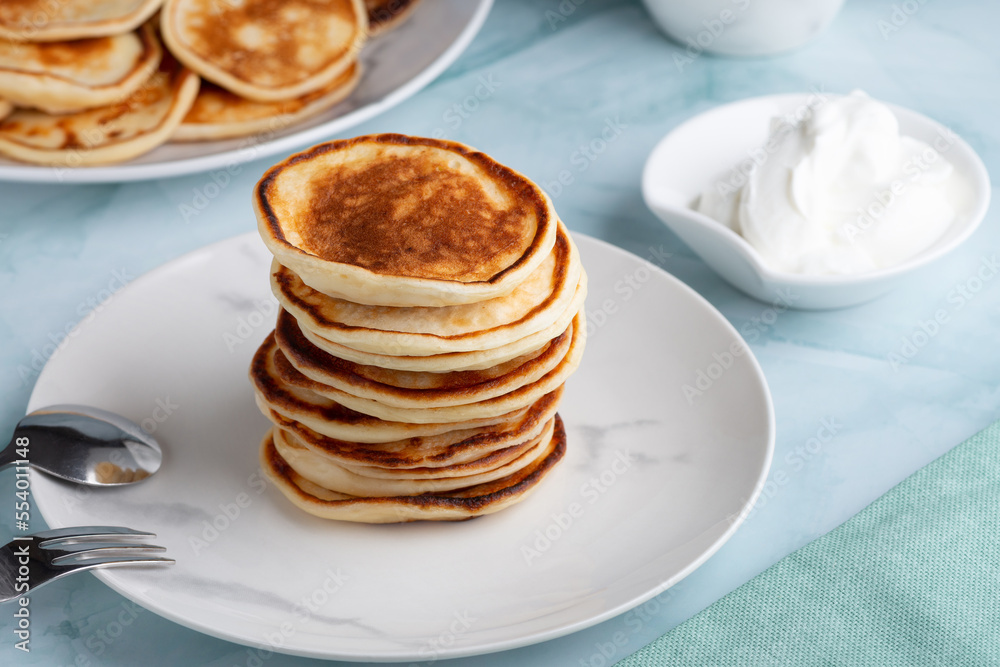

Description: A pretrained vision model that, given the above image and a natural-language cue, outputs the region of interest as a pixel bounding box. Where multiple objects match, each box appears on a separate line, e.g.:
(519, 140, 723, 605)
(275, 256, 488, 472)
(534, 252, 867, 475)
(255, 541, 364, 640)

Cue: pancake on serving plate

(272, 417, 555, 497)
(0, 22, 161, 114)
(0, 0, 164, 42)
(272, 313, 583, 424)
(364, 0, 421, 36)
(264, 386, 562, 471)
(293, 280, 583, 373)
(271, 222, 584, 356)
(250, 332, 543, 444)
(260, 415, 566, 523)
(161, 0, 366, 102)
(0, 51, 198, 166)
(254, 134, 559, 307)
(0, 0, 433, 166)
(275, 307, 572, 406)
(173, 62, 361, 141)
(250, 135, 587, 523)
(275, 307, 578, 411)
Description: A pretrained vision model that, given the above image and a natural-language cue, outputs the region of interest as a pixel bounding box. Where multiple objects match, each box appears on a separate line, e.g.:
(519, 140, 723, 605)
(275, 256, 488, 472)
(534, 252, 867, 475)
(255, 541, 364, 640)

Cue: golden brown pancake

(254, 134, 559, 307)
(265, 385, 562, 471)
(272, 222, 584, 356)
(331, 341, 554, 390)
(161, 0, 366, 102)
(0, 0, 163, 42)
(0, 23, 162, 114)
(0, 52, 198, 166)
(365, 0, 421, 36)
(173, 61, 361, 141)
(293, 279, 585, 373)
(250, 332, 541, 443)
(274, 313, 586, 424)
(279, 308, 556, 388)
(272, 418, 554, 496)
(0, 100, 12, 120)
(276, 307, 574, 409)
(260, 414, 566, 523)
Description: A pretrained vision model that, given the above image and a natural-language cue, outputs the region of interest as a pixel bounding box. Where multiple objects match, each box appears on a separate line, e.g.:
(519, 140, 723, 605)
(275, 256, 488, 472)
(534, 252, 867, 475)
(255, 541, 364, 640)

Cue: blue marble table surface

(1, 0, 998, 664)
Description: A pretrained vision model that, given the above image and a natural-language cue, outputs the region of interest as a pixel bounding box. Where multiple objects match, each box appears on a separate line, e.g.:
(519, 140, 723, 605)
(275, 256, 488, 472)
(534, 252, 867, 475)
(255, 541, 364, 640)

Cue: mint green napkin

(617, 420, 1000, 666)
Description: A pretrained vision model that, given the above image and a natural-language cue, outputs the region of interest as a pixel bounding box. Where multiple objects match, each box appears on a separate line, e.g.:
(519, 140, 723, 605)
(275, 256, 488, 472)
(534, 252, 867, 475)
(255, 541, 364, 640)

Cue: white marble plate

(29, 232, 774, 661)
(0, 0, 492, 184)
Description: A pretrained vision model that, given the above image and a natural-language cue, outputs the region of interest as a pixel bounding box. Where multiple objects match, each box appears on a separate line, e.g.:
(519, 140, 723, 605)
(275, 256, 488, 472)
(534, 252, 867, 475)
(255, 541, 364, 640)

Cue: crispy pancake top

(0, 0, 158, 39)
(257, 134, 553, 284)
(0, 51, 194, 151)
(182, 62, 358, 125)
(0, 0, 151, 21)
(0, 26, 156, 87)
(168, 0, 361, 89)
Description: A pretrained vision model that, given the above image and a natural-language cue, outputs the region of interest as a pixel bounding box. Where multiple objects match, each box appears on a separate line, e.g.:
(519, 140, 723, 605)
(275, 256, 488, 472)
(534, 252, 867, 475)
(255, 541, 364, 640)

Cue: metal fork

(0, 526, 173, 603)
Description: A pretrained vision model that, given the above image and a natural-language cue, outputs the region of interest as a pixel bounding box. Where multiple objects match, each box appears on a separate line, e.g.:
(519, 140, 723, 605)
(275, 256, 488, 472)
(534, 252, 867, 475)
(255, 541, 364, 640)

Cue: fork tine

(57, 555, 175, 569)
(35, 526, 155, 543)
(48, 542, 166, 564)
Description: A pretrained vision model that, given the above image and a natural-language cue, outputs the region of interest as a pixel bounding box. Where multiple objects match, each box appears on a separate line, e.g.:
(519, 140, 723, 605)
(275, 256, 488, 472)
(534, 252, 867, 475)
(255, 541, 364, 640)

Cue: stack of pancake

(0, 0, 419, 165)
(162, 0, 368, 142)
(0, 7, 199, 166)
(249, 134, 588, 523)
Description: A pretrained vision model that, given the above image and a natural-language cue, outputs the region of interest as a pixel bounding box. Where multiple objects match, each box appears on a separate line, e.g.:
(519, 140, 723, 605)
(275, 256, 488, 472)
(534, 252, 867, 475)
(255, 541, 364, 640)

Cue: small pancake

(280, 308, 555, 388)
(297, 278, 586, 372)
(0, 53, 198, 166)
(276, 307, 573, 409)
(334, 341, 553, 389)
(173, 61, 361, 142)
(162, 0, 366, 102)
(0, 0, 163, 42)
(338, 438, 540, 480)
(260, 414, 566, 523)
(251, 332, 538, 443)
(365, 0, 421, 36)
(254, 134, 559, 307)
(273, 222, 584, 356)
(266, 386, 562, 470)
(0, 23, 161, 114)
(0, 101, 11, 120)
(272, 418, 554, 497)
(275, 312, 586, 424)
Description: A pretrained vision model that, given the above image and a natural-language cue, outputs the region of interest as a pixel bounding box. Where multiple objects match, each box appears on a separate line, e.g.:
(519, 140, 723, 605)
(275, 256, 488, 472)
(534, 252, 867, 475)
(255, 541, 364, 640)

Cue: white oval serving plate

(0, 0, 492, 184)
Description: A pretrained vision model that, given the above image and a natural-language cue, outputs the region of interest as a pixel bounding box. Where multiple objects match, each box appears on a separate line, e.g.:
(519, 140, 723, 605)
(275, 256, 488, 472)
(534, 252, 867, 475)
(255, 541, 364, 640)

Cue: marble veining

(569, 420, 664, 468)
(153, 572, 386, 637)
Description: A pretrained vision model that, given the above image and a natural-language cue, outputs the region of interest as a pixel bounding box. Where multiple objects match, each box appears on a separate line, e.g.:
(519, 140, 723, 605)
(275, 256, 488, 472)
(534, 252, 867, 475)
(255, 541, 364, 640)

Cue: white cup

(641, 0, 846, 57)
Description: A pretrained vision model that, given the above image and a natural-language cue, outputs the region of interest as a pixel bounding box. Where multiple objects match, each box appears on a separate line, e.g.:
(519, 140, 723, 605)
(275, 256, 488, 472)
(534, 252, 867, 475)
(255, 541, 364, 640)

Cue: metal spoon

(0, 405, 163, 486)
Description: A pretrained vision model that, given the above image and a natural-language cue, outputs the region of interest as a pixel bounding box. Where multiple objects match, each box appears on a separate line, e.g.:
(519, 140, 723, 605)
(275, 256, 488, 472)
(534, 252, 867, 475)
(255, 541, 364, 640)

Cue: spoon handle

(0, 434, 23, 470)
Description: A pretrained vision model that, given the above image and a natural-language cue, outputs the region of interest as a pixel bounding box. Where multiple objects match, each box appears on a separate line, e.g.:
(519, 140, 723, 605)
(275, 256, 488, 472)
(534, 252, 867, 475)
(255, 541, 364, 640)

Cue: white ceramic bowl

(640, 0, 845, 56)
(642, 93, 992, 309)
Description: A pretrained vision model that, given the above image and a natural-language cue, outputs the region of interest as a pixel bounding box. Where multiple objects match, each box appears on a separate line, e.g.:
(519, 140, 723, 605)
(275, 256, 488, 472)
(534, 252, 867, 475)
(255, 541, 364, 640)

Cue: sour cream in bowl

(642, 92, 991, 309)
